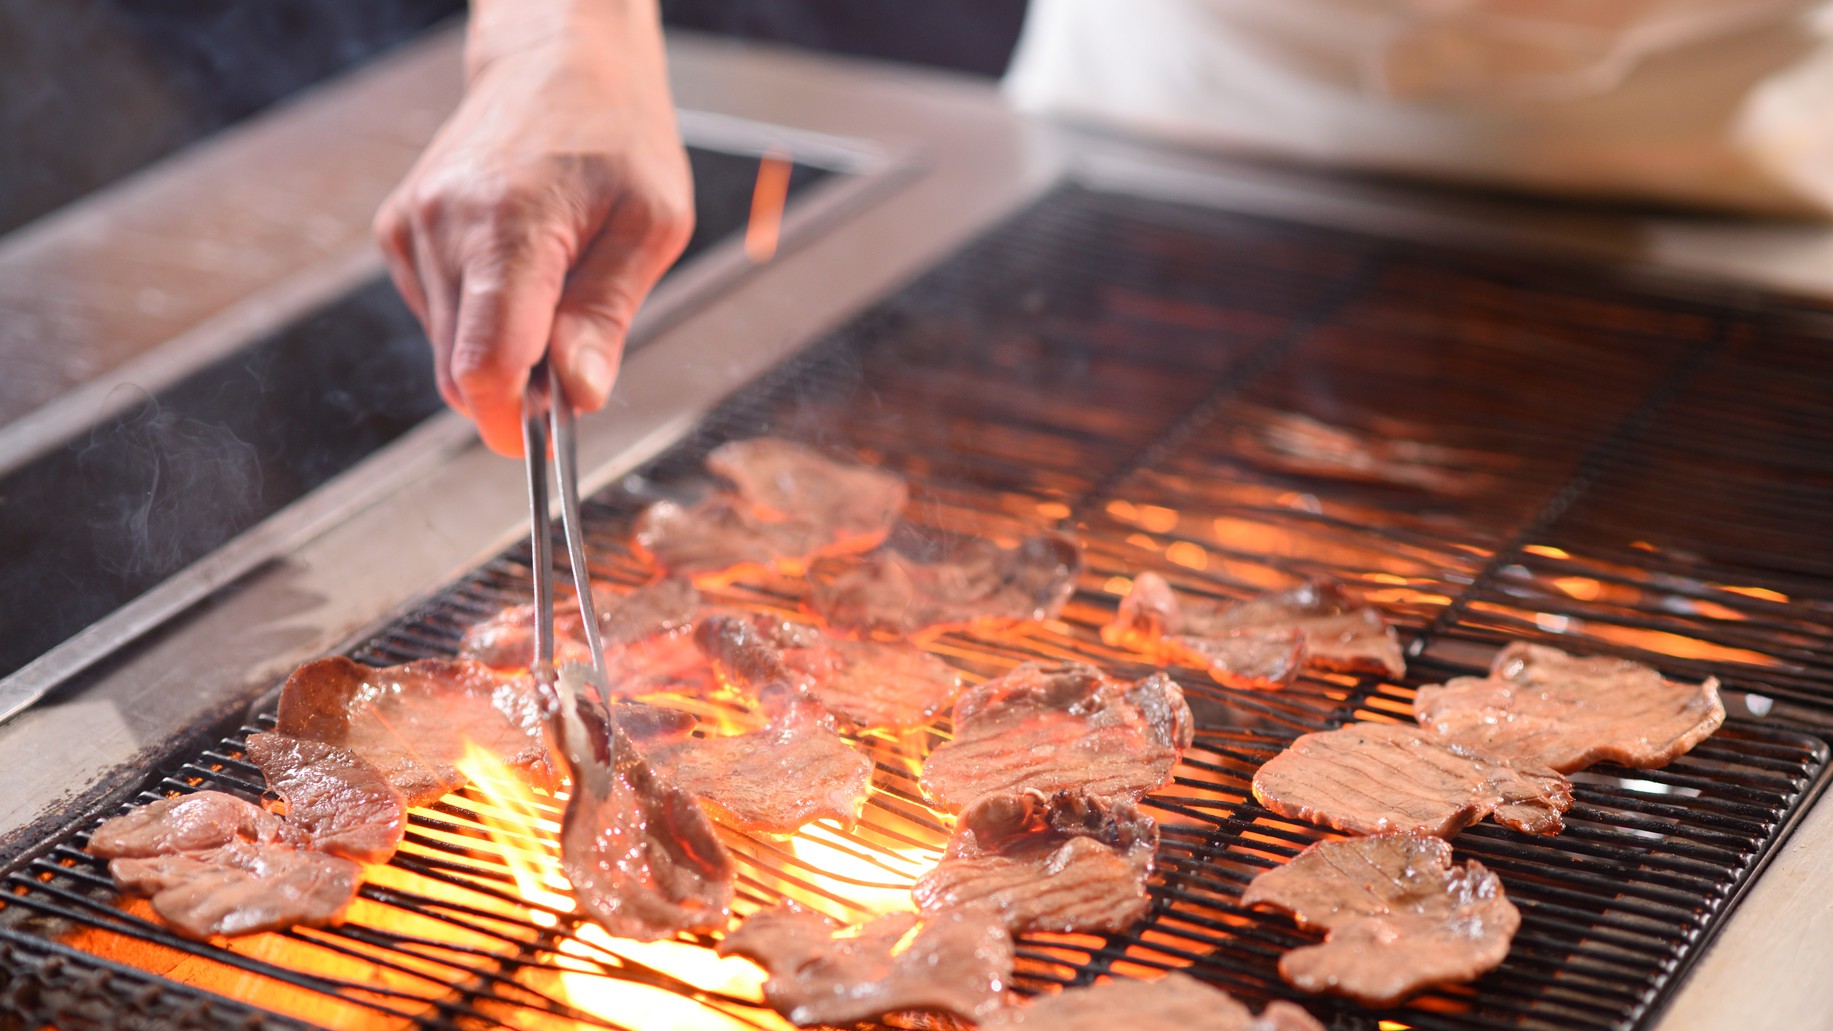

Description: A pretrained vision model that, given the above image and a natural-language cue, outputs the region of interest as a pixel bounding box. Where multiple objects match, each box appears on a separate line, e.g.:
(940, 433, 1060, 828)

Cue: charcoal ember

(1414, 642, 1725, 773)
(1242, 832, 1520, 1006)
(716, 903, 1013, 1026)
(1252, 722, 1573, 837)
(1104, 573, 1402, 688)
(626, 688, 873, 833)
(980, 971, 1324, 1030)
(550, 679, 735, 941)
(276, 656, 558, 806)
(808, 532, 1082, 639)
(696, 614, 961, 731)
(462, 580, 709, 700)
(920, 662, 1193, 812)
(244, 733, 405, 862)
(633, 438, 906, 581)
(913, 789, 1158, 934)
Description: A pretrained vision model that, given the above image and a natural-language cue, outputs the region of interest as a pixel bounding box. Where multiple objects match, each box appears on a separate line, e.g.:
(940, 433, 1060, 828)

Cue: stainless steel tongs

(521, 359, 611, 712)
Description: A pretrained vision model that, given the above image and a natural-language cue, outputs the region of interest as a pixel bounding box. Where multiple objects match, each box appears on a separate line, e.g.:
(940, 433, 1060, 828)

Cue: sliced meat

(629, 690, 874, 833)
(920, 662, 1194, 812)
(1232, 411, 1493, 495)
(1241, 832, 1520, 1006)
(1252, 722, 1572, 837)
(244, 733, 406, 863)
(550, 681, 735, 941)
(108, 842, 361, 940)
(88, 791, 297, 858)
(1414, 642, 1725, 773)
(697, 614, 960, 730)
(913, 790, 1158, 934)
(980, 971, 1324, 1031)
(276, 656, 557, 806)
(460, 579, 703, 689)
(1104, 573, 1401, 687)
(716, 903, 1013, 1026)
(633, 439, 906, 581)
(808, 532, 1081, 639)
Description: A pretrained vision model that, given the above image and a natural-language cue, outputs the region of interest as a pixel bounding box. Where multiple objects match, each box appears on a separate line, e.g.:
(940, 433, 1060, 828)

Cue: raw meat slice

(245, 733, 406, 863)
(549, 680, 735, 941)
(633, 439, 906, 581)
(808, 532, 1082, 638)
(716, 903, 1013, 1026)
(276, 657, 557, 806)
(1104, 573, 1401, 687)
(88, 791, 297, 858)
(108, 842, 361, 939)
(913, 789, 1158, 933)
(696, 614, 960, 730)
(1242, 832, 1520, 1006)
(628, 689, 873, 833)
(1252, 722, 1572, 837)
(980, 971, 1324, 1030)
(1232, 411, 1492, 495)
(920, 662, 1193, 812)
(1414, 642, 1725, 773)
(460, 579, 703, 690)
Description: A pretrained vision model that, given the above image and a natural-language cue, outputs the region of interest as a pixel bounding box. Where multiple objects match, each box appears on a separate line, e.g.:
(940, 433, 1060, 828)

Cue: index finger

(448, 236, 572, 456)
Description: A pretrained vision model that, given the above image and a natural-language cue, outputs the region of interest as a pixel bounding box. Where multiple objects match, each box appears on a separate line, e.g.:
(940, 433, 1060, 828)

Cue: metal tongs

(521, 359, 612, 720)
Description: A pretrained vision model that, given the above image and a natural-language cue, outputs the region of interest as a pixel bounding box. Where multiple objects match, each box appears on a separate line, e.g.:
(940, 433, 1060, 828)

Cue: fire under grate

(5, 184, 1833, 1031)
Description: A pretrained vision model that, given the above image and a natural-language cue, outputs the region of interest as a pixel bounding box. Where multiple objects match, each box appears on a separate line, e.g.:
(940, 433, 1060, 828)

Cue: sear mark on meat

(1104, 573, 1402, 688)
(981, 971, 1325, 1030)
(276, 656, 557, 806)
(1253, 722, 1572, 837)
(245, 733, 405, 863)
(88, 791, 359, 939)
(626, 688, 873, 834)
(913, 789, 1158, 934)
(920, 662, 1194, 813)
(696, 614, 961, 730)
(808, 532, 1081, 639)
(1242, 832, 1520, 1006)
(550, 679, 735, 941)
(1414, 642, 1725, 774)
(633, 438, 907, 582)
(461, 580, 707, 699)
(716, 902, 1014, 1027)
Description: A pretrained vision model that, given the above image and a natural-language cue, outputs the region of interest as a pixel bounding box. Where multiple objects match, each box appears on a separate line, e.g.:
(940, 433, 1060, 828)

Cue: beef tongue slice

(1414, 642, 1725, 773)
(1242, 832, 1520, 1006)
(245, 733, 406, 863)
(716, 902, 1013, 1027)
(980, 971, 1324, 1030)
(920, 662, 1194, 812)
(461, 579, 705, 693)
(1252, 722, 1573, 837)
(808, 532, 1081, 639)
(697, 614, 961, 731)
(913, 789, 1158, 934)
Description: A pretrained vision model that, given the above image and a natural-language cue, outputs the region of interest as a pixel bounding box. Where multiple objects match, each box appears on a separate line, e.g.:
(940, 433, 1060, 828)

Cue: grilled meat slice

(461, 580, 707, 698)
(108, 842, 361, 940)
(551, 684, 735, 941)
(696, 614, 961, 730)
(981, 971, 1324, 1030)
(276, 656, 557, 806)
(1231, 410, 1495, 496)
(808, 532, 1081, 639)
(1104, 573, 1401, 688)
(1414, 642, 1725, 773)
(245, 733, 405, 863)
(629, 690, 873, 833)
(716, 903, 1013, 1026)
(88, 791, 297, 857)
(914, 789, 1158, 934)
(633, 438, 906, 581)
(1253, 722, 1572, 837)
(920, 662, 1193, 812)
(1242, 832, 1520, 1006)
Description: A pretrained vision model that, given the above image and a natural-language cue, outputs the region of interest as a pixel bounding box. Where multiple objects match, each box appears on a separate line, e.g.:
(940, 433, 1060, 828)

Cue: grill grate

(4, 185, 1833, 1030)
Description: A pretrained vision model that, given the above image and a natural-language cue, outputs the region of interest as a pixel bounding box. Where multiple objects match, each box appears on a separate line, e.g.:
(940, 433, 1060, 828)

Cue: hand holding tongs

(522, 359, 611, 713)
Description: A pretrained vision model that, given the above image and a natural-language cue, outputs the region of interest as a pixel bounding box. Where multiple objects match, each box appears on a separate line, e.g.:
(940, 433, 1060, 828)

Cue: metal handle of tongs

(522, 359, 611, 713)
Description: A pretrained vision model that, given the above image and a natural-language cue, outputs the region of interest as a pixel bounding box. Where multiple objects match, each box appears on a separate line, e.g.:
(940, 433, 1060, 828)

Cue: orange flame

(744, 149, 793, 264)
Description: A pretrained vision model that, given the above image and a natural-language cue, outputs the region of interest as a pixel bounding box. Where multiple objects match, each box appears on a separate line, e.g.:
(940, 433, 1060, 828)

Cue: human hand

(374, 1, 692, 455)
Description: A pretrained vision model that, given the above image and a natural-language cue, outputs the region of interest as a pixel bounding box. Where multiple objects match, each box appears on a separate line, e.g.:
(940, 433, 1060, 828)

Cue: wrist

(464, 0, 660, 83)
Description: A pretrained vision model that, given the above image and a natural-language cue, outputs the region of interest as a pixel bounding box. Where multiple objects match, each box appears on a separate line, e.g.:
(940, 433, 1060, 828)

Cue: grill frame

(5, 183, 1833, 1031)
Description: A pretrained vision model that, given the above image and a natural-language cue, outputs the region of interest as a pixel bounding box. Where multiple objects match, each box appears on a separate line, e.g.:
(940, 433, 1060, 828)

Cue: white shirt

(1005, 0, 1833, 215)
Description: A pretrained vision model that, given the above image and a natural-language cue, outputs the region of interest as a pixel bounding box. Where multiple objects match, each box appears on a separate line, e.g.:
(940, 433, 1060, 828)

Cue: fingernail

(574, 347, 614, 407)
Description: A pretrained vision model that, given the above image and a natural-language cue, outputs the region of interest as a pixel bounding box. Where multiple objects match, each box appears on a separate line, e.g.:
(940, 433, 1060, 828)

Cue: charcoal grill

(5, 25, 1833, 1031)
